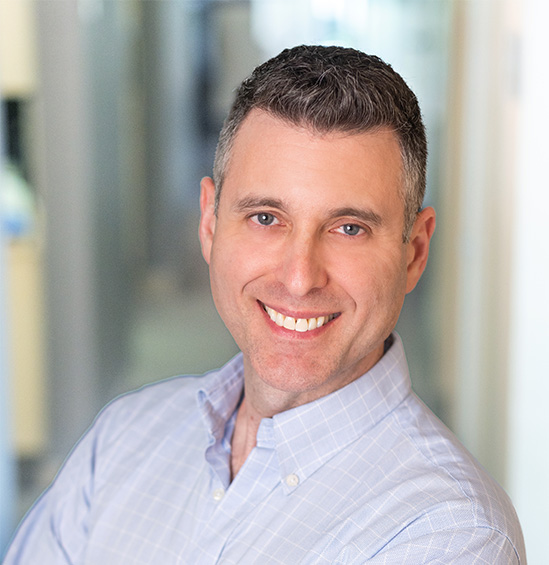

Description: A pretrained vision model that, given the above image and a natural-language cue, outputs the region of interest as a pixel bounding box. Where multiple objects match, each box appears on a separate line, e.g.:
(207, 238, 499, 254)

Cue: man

(5, 45, 525, 563)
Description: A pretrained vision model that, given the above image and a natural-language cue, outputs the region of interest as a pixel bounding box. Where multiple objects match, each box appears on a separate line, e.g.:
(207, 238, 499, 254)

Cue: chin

(251, 350, 339, 394)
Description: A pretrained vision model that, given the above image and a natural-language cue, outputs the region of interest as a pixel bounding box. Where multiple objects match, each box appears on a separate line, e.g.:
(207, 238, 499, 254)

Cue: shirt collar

(196, 333, 411, 491)
(197, 353, 244, 443)
(270, 333, 412, 491)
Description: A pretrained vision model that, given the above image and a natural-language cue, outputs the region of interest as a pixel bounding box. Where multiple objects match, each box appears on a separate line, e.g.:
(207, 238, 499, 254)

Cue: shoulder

(48, 372, 210, 491)
(379, 392, 526, 561)
(85, 374, 203, 450)
(2, 362, 240, 564)
(89, 354, 242, 452)
(99, 373, 205, 429)
(84, 351, 242, 462)
(323, 391, 526, 562)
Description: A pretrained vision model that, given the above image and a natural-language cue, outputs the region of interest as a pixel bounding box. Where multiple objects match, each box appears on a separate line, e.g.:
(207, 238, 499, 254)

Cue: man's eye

(251, 213, 278, 226)
(337, 223, 364, 236)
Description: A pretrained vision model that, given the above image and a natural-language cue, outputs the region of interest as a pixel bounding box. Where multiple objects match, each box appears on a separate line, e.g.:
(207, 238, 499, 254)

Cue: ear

(198, 176, 217, 265)
(405, 206, 436, 293)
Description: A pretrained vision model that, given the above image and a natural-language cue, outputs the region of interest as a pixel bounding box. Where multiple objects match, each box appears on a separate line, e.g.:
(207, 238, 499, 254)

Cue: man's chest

(81, 436, 418, 564)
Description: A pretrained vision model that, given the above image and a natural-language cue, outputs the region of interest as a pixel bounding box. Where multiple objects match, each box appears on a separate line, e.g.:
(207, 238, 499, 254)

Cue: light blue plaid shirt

(4, 335, 525, 564)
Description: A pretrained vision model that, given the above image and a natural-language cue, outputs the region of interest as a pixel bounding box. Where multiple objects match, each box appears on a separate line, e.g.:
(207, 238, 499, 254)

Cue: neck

(230, 375, 300, 479)
(230, 340, 388, 478)
(230, 396, 262, 479)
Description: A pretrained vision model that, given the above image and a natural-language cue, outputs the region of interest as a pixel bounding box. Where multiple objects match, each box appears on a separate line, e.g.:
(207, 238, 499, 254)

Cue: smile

(262, 303, 339, 333)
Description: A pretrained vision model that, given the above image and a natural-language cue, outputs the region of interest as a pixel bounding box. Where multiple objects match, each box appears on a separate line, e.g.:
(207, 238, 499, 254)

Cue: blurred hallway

(2, 1, 549, 560)
(118, 280, 238, 397)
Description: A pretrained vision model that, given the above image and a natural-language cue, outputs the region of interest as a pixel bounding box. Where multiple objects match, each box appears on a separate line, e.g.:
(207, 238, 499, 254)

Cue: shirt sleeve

(3, 420, 100, 564)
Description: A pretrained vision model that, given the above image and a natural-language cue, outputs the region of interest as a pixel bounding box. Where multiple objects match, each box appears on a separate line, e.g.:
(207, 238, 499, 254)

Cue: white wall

(440, 0, 518, 484)
(507, 1, 549, 562)
(442, 1, 548, 561)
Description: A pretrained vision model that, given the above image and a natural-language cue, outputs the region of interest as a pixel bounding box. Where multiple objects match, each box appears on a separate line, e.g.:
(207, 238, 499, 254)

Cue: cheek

(340, 250, 407, 308)
(209, 237, 267, 306)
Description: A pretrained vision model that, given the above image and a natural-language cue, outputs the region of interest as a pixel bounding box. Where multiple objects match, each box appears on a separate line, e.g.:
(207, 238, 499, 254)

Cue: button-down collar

(196, 334, 411, 492)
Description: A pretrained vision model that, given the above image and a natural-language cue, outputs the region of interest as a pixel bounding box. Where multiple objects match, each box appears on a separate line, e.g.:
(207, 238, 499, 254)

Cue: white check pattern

(4, 335, 525, 564)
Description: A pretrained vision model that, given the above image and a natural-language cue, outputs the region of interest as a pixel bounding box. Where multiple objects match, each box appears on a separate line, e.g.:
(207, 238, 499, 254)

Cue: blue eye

(341, 224, 362, 236)
(254, 213, 277, 226)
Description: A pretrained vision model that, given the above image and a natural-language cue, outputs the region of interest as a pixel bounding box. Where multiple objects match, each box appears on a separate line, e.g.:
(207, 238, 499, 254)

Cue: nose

(276, 233, 328, 297)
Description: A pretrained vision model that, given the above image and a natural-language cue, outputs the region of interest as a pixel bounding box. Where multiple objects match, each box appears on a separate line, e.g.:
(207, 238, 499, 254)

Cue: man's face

(200, 110, 434, 409)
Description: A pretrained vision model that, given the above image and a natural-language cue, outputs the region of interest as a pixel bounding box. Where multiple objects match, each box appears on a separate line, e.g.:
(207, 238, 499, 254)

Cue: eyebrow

(232, 197, 383, 226)
(326, 207, 383, 227)
(233, 196, 288, 214)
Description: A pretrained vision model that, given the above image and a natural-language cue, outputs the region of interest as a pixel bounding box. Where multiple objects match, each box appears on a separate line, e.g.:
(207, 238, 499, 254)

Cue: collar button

(285, 473, 300, 487)
(213, 488, 225, 501)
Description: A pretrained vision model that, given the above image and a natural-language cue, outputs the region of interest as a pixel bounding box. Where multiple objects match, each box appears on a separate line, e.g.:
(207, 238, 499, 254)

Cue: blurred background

(0, 0, 547, 561)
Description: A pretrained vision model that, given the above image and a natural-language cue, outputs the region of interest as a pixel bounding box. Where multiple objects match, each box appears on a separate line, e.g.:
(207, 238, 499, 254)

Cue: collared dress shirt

(4, 335, 525, 564)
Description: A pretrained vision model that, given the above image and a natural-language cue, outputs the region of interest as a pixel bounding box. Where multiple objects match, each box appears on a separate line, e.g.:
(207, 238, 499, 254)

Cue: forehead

(222, 110, 404, 216)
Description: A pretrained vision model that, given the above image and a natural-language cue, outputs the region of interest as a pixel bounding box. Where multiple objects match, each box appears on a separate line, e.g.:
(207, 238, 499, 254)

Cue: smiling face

(200, 110, 434, 413)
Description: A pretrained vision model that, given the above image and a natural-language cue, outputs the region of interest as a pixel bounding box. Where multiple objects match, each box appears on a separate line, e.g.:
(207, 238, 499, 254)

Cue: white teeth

(283, 316, 296, 330)
(264, 304, 335, 333)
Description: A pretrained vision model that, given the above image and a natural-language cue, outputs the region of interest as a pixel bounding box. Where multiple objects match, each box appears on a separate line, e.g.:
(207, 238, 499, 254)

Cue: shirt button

(285, 473, 299, 487)
(212, 488, 225, 501)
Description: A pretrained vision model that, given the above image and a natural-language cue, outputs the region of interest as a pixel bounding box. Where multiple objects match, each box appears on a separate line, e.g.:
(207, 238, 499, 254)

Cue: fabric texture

(4, 334, 526, 564)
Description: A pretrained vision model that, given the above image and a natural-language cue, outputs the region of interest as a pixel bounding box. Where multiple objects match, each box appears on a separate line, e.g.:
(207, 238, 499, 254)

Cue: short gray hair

(213, 45, 427, 241)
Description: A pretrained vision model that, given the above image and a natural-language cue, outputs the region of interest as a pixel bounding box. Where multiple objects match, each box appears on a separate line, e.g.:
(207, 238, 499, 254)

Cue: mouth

(261, 302, 340, 333)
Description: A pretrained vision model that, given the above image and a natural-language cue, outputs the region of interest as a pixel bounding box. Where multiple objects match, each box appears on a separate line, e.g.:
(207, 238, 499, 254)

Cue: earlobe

(405, 206, 436, 293)
(198, 177, 217, 265)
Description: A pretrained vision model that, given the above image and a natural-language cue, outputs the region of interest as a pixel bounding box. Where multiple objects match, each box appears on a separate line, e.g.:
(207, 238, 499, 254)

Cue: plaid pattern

(4, 335, 525, 564)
